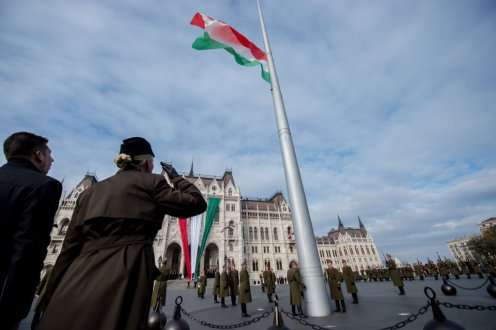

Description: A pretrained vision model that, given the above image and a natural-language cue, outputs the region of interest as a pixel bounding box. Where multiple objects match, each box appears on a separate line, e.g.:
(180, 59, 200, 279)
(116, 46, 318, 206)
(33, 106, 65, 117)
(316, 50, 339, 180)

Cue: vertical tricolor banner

(178, 218, 191, 280)
(189, 214, 203, 280)
(195, 197, 221, 276)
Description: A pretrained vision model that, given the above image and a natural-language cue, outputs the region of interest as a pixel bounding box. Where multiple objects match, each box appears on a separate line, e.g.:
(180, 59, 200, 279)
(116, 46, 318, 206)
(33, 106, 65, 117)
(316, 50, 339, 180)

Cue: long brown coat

(198, 275, 207, 295)
(342, 265, 358, 294)
(229, 269, 239, 296)
(387, 259, 404, 287)
(212, 270, 220, 295)
(325, 268, 344, 300)
(287, 268, 303, 306)
(220, 270, 230, 297)
(238, 269, 252, 303)
(38, 170, 206, 330)
(150, 263, 170, 307)
(263, 270, 276, 294)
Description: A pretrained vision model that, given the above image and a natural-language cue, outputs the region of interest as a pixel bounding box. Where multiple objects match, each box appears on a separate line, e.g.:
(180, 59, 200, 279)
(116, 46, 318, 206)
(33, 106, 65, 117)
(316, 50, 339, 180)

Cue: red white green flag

(190, 12, 271, 83)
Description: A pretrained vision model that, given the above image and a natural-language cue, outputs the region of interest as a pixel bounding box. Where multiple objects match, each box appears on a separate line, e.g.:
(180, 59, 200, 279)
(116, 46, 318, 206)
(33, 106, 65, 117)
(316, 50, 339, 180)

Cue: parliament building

(45, 169, 382, 284)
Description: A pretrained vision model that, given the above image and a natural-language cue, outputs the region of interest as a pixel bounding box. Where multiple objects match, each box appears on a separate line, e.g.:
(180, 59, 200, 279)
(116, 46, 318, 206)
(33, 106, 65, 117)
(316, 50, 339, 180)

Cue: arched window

(265, 227, 269, 240)
(264, 260, 271, 269)
(249, 227, 253, 240)
(59, 219, 70, 235)
(254, 227, 258, 240)
(276, 259, 283, 271)
(273, 228, 278, 241)
(252, 259, 259, 271)
(214, 207, 220, 222)
(260, 227, 264, 240)
(228, 188, 233, 196)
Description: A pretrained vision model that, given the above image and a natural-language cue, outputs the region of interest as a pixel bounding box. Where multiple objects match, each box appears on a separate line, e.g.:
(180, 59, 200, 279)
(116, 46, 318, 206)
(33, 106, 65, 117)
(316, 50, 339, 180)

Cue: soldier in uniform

(459, 260, 470, 279)
(263, 266, 276, 303)
(220, 265, 229, 308)
(229, 265, 239, 306)
(197, 271, 207, 299)
(447, 259, 460, 279)
(239, 260, 252, 317)
(150, 259, 170, 309)
(212, 267, 220, 303)
(342, 260, 359, 304)
(324, 260, 345, 313)
(387, 254, 405, 295)
(427, 259, 439, 280)
(288, 260, 307, 318)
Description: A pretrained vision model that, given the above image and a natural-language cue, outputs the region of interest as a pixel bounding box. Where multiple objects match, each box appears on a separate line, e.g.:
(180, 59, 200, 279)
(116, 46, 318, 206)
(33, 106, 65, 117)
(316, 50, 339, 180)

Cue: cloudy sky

(1, 0, 495, 263)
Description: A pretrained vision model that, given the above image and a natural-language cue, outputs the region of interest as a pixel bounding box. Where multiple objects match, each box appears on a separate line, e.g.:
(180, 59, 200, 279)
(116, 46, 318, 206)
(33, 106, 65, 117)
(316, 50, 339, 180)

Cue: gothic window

(252, 259, 259, 272)
(265, 227, 269, 240)
(59, 219, 70, 235)
(254, 227, 258, 240)
(264, 260, 271, 269)
(350, 248, 354, 255)
(260, 227, 264, 240)
(273, 228, 278, 241)
(276, 259, 283, 271)
(355, 247, 360, 255)
(289, 246, 294, 253)
(231, 204, 236, 212)
(228, 188, 233, 196)
(361, 247, 365, 254)
(52, 244, 59, 253)
(228, 221, 234, 237)
(249, 227, 253, 240)
(370, 247, 375, 254)
(214, 207, 220, 222)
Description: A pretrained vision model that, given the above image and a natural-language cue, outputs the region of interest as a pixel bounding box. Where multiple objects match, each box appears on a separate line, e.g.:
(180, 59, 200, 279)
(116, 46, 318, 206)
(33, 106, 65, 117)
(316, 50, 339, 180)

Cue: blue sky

(1, 0, 495, 263)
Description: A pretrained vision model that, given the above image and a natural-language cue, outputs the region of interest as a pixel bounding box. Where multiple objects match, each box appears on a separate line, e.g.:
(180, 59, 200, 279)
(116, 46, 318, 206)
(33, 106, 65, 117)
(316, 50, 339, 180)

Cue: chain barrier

(177, 289, 496, 330)
(180, 307, 271, 329)
(445, 276, 489, 290)
(439, 301, 496, 311)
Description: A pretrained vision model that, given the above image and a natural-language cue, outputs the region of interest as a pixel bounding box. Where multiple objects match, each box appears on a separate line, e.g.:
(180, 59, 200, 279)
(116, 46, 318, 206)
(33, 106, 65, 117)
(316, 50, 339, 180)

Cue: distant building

(446, 216, 496, 261)
(446, 235, 478, 262)
(478, 217, 496, 233)
(44, 170, 382, 284)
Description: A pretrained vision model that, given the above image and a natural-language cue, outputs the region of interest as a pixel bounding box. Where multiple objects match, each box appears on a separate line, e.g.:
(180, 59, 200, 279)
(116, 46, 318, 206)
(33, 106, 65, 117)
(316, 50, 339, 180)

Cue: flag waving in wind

(190, 12, 270, 83)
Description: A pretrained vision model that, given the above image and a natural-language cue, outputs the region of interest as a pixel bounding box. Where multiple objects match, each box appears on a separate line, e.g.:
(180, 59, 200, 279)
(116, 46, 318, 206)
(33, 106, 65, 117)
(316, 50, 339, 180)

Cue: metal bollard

(487, 275, 496, 299)
(164, 296, 190, 330)
(267, 295, 291, 330)
(441, 278, 457, 296)
(423, 287, 466, 330)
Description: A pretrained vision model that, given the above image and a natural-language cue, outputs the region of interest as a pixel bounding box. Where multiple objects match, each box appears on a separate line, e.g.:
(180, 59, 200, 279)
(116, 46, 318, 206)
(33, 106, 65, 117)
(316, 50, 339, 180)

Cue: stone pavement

(21, 276, 495, 329)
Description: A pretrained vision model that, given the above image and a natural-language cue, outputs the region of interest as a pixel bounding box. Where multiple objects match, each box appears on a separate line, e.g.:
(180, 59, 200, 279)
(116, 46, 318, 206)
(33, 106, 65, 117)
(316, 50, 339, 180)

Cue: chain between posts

(179, 300, 496, 329)
(445, 276, 489, 290)
(180, 307, 271, 329)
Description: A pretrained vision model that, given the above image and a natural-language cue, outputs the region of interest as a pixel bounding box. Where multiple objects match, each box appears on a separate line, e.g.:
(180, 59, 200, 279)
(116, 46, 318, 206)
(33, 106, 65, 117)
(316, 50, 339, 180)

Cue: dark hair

(3, 132, 49, 160)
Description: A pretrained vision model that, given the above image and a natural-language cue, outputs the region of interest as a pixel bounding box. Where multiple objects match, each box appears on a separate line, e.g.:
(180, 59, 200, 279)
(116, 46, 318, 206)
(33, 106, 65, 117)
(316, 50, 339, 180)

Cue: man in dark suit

(0, 132, 62, 330)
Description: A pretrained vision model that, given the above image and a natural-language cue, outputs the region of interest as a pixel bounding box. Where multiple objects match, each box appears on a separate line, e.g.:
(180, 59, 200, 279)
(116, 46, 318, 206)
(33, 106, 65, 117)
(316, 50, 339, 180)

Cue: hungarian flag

(190, 12, 271, 83)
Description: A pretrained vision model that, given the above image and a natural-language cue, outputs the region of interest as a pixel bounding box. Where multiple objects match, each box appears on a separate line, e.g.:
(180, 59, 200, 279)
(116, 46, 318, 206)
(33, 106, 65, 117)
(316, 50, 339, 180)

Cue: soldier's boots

(292, 305, 297, 316)
(398, 286, 406, 295)
(297, 305, 307, 318)
(214, 295, 219, 303)
(340, 300, 346, 313)
(335, 300, 341, 312)
(268, 294, 273, 303)
(352, 293, 359, 304)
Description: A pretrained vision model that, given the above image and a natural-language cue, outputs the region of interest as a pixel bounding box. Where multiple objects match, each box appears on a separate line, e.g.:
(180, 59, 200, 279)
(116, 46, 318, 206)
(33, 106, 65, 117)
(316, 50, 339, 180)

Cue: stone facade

(44, 170, 382, 284)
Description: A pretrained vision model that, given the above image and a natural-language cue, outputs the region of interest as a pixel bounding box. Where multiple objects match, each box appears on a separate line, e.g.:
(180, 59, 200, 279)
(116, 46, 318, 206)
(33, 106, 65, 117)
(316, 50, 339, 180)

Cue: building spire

(358, 215, 365, 228)
(189, 160, 194, 176)
(338, 215, 344, 228)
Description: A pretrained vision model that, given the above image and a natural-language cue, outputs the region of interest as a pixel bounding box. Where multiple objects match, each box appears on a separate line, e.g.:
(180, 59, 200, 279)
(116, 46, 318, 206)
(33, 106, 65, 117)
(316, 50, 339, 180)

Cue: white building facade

(45, 170, 382, 284)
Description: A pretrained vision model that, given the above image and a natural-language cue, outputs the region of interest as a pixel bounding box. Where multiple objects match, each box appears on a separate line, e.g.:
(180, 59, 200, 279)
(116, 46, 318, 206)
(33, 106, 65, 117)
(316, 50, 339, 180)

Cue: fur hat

(119, 137, 154, 157)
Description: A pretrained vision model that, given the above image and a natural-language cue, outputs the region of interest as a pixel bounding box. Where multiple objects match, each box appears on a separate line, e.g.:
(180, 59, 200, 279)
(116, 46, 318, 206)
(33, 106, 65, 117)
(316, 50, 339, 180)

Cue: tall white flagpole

(256, 0, 331, 317)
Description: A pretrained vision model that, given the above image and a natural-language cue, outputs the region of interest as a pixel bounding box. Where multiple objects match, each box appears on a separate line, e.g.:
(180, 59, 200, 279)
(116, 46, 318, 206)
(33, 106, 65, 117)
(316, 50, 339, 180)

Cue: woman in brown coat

(238, 261, 252, 317)
(37, 137, 207, 330)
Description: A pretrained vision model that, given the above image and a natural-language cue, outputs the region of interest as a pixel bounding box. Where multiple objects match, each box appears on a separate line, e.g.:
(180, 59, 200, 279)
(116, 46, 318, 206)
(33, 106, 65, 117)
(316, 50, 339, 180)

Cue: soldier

(447, 259, 460, 279)
(212, 267, 220, 303)
(150, 259, 170, 310)
(239, 260, 252, 317)
(342, 260, 359, 304)
(469, 259, 483, 279)
(220, 265, 229, 308)
(459, 260, 471, 279)
(197, 271, 207, 299)
(229, 265, 239, 306)
(263, 266, 276, 303)
(438, 259, 449, 279)
(324, 260, 345, 313)
(387, 254, 405, 295)
(427, 259, 439, 280)
(288, 260, 307, 318)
